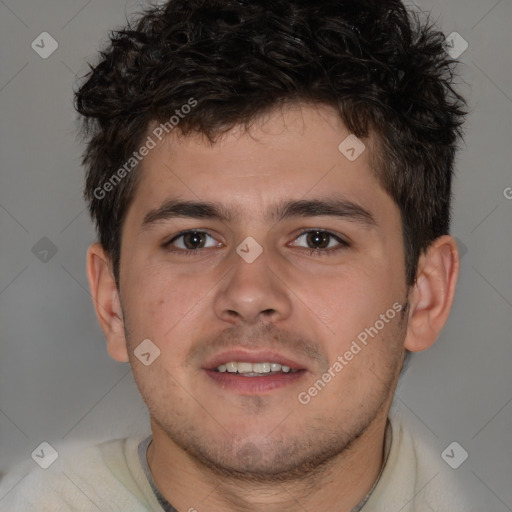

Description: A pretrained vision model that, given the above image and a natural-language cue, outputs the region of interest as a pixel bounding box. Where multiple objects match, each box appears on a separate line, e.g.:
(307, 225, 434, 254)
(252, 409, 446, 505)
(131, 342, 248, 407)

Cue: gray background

(0, 0, 511, 508)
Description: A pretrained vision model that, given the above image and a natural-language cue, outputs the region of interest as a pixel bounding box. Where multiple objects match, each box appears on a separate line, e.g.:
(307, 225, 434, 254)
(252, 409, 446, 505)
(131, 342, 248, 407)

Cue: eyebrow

(140, 197, 377, 232)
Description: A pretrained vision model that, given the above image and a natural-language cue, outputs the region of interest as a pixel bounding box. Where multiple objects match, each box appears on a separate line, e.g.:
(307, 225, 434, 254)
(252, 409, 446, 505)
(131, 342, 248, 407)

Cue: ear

(86, 242, 129, 362)
(404, 235, 460, 352)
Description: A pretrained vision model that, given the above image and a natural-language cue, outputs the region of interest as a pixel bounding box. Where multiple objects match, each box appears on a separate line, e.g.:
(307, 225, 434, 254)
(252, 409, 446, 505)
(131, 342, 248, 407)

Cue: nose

(212, 245, 293, 326)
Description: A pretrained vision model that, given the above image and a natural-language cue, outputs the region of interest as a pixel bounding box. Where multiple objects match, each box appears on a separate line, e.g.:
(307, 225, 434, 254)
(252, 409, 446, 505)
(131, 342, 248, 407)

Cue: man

(0, 0, 472, 510)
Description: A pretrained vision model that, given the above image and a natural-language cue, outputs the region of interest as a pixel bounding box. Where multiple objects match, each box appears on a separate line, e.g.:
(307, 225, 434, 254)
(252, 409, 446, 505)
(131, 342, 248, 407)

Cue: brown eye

(182, 231, 207, 250)
(292, 230, 350, 256)
(305, 230, 331, 249)
(164, 231, 220, 253)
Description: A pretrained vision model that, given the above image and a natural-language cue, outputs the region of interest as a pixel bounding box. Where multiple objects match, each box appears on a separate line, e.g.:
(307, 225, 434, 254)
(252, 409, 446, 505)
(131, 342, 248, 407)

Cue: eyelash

(163, 229, 350, 257)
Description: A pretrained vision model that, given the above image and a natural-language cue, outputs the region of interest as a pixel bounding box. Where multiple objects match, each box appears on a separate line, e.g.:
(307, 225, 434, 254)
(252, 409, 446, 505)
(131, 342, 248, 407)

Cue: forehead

(125, 103, 389, 225)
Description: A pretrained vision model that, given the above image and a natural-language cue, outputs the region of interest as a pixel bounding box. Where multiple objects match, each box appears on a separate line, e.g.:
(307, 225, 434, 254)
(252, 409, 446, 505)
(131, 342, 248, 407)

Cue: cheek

(121, 268, 170, 337)
(123, 266, 212, 343)
(306, 264, 390, 320)
(303, 265, 403, 358)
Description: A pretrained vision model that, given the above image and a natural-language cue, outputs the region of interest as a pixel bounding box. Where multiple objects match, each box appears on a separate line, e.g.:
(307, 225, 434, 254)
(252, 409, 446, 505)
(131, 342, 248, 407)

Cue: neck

(146, 407, 390, 512)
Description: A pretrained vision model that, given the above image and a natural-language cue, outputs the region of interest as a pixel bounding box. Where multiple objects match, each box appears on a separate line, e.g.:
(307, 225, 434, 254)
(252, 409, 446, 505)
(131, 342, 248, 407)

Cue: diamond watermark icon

(31, 442, 59, 469)
(31, 32, 59, 59)
(445, 32, 468, 59)
(338, 134, 366, 162)
(453, 237, 468, 260)
(236, 237, 263, 263)
(32, 237, 58, 263)
(134, 338, 161, 366)
(441, 441, 468, 469)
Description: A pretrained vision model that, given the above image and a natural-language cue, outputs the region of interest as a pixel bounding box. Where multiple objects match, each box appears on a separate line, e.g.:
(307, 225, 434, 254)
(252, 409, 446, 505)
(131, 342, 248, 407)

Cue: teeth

(252, 363, 271, 373)
(214, 361, 298, 374)
(226, 362, 237, 373)
(237, 362, 253, 373)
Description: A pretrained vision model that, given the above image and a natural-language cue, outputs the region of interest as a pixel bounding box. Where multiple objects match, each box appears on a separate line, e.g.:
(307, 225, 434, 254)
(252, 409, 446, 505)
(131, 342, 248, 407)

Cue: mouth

(202, 350, 307, 393)
(214, 361, 300, 376)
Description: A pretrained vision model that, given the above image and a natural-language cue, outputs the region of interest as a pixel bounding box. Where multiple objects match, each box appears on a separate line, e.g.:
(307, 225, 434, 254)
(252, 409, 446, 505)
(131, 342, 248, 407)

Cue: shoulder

(362, 408, 480, 512)
(0, 436, 156, 512)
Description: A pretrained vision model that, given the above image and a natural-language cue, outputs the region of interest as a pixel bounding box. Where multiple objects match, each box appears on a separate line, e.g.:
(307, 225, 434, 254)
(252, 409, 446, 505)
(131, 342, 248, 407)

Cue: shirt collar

(138, 418, 392, 512)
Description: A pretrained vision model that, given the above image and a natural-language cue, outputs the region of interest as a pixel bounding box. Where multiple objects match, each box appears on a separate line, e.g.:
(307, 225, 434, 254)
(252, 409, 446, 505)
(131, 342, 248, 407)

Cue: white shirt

(0, 411, 477, 511)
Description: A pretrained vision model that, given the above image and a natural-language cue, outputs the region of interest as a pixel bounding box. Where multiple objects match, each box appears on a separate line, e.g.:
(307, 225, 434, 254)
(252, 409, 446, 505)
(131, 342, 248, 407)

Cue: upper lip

(203, 349, 308, 371)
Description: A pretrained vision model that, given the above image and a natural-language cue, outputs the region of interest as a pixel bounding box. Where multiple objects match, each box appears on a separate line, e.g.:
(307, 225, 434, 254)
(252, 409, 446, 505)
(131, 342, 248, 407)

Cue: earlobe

(404, 235, 460, 353)
(86, 243, 129, 362)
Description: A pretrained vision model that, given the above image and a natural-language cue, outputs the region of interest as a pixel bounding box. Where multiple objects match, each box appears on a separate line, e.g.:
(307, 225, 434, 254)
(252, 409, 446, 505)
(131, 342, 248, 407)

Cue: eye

(162, 229, 349, 256)
(163, 230, 220, 253)
(291, 230, 350, 256)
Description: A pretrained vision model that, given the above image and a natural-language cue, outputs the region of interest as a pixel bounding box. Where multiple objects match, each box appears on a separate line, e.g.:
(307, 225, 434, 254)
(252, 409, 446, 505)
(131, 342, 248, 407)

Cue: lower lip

(204, 369, 306, 394)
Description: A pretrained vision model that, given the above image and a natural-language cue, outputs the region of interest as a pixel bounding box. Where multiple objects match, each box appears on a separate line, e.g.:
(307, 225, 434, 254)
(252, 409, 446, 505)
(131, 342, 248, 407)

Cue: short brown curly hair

(75, 0, 467, 289)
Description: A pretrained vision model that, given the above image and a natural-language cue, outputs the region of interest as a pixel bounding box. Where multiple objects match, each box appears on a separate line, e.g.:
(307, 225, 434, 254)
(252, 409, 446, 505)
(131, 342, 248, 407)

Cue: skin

(87, 103, 459, 512)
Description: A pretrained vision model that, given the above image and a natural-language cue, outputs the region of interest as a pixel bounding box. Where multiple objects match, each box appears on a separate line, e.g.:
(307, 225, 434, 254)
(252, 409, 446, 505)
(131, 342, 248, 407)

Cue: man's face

(118, 103, 409, 479)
